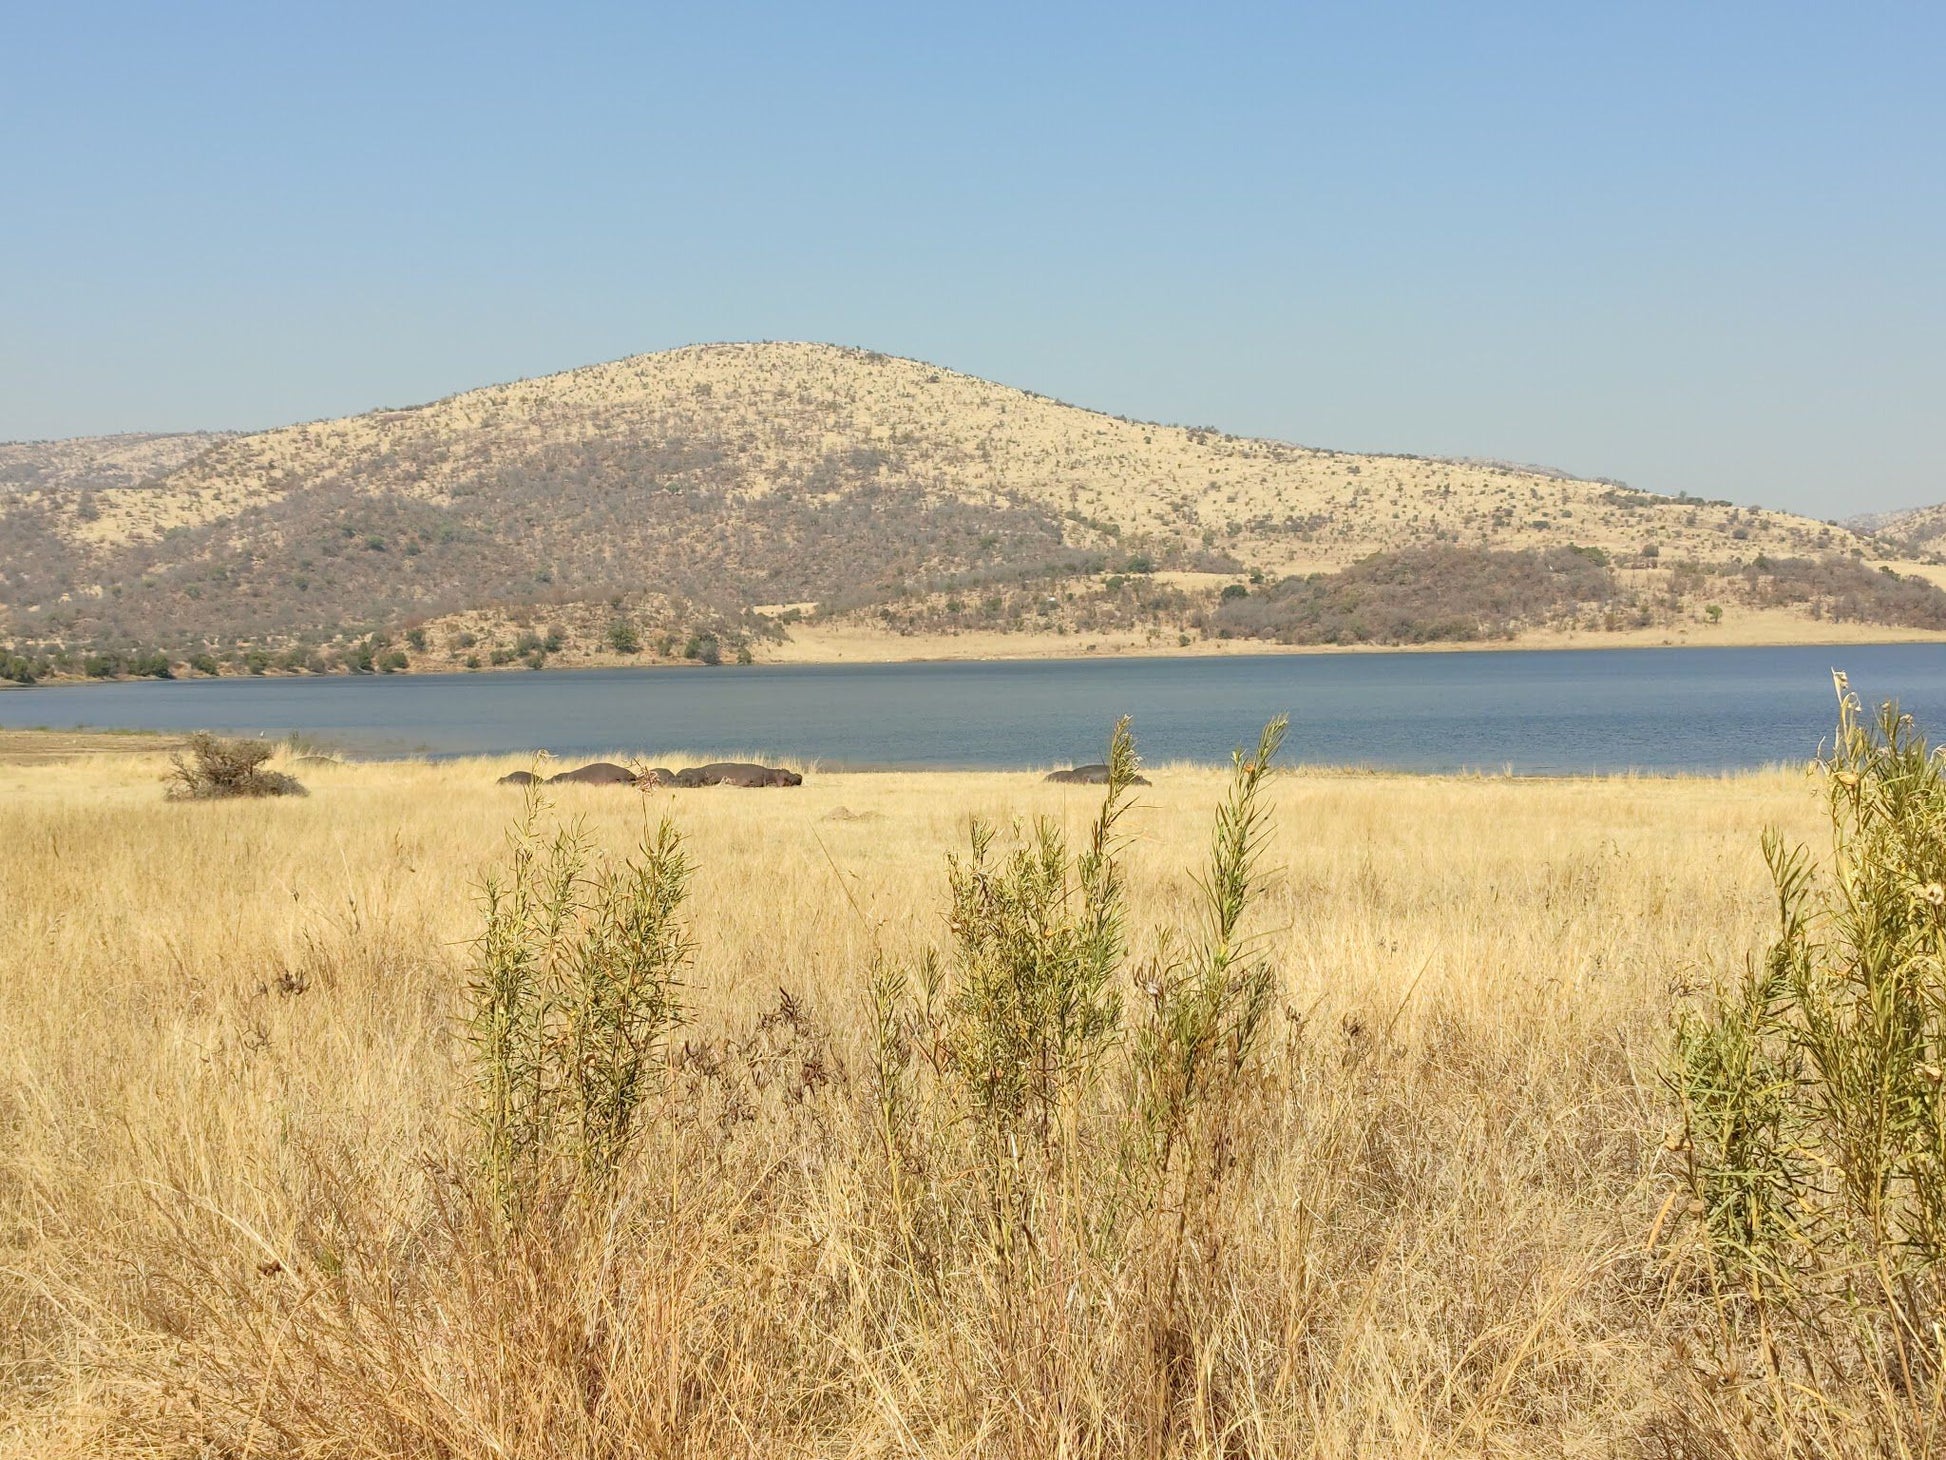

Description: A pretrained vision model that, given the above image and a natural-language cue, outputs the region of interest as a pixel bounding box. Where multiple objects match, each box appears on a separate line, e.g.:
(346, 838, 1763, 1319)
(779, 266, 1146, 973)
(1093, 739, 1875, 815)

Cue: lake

(2, 644, 1943, 773)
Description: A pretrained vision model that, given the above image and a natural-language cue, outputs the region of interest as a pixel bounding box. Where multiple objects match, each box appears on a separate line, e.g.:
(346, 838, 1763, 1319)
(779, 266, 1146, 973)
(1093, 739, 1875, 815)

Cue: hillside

(2, 342, 1938, 677)
(0, 431, 234, 498)
(1847, 502, 1946, 559)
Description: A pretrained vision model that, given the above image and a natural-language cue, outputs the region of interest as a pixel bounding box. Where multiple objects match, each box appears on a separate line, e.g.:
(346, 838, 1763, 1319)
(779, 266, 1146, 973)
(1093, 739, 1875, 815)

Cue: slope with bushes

(2, 342, 1891, 668)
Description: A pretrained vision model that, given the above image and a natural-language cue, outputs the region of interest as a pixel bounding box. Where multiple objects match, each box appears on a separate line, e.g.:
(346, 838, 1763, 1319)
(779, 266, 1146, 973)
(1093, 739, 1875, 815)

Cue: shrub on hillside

(1214, 545, 1618, 645)
(1725, 553, 1946, 628)
(165, 732, 307, 800)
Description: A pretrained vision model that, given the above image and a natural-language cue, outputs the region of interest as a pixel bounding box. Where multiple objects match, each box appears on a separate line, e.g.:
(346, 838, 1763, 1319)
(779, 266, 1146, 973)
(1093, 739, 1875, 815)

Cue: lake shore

(10, 610, 1946, 688)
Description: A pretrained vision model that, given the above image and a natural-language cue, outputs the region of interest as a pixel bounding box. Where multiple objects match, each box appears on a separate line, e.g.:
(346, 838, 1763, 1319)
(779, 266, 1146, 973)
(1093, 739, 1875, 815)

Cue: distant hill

(0, 431, 235, 496)
(1846, 503, 1946, 558)
(1, 342, 1938, 677)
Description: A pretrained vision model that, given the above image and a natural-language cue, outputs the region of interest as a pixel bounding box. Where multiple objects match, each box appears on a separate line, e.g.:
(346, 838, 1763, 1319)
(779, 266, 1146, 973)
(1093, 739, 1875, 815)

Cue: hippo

(1045, 763, 1151, 786)
(671, 761, 803, 788)
(637, 766, 679, 788)
(497, 769, 543, 785)
(546, 761, 642, 786)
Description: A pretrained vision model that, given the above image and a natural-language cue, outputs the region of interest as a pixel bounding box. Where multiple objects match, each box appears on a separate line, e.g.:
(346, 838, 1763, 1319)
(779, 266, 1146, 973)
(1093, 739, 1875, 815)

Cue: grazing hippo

(547, 761, 642, 786)
(672, 761, 803, 788)
(1045, 764, 1152, 786)
(497, 769, 543, 785)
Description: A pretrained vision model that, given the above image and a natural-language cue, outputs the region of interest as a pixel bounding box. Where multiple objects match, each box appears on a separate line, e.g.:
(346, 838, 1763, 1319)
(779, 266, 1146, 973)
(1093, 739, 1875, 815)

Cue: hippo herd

(498, 760, 803, 789)
(1043, 763, 1152, 786)
(496, 759, 1149, 790)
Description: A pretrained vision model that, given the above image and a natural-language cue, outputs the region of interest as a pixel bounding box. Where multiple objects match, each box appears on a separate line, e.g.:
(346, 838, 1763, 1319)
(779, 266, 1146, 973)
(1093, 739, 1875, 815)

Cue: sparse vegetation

(5, 726, 1927, 1455)
(164, 730, 306, 799)
(2, 344, 1904, 672)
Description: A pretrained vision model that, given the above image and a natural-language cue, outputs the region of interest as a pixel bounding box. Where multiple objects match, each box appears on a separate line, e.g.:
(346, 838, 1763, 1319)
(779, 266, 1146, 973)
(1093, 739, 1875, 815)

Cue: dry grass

(0, 742, 1874, 1455)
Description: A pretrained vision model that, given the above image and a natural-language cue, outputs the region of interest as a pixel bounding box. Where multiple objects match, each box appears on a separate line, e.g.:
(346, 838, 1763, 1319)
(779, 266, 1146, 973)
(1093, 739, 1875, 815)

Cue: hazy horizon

(4, 2, 1939, 517)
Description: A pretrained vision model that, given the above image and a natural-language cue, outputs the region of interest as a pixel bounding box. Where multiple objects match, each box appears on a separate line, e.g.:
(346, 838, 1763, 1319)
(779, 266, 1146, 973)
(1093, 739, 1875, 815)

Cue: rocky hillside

(1, 342, 1930, 675)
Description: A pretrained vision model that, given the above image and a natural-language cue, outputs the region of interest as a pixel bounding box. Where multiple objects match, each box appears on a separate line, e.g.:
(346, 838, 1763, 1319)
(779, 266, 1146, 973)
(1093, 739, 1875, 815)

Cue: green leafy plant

(867, 715, 1290, 1450)
(469, 791, 694, 1213)
(1676, 673, 1946, 1432)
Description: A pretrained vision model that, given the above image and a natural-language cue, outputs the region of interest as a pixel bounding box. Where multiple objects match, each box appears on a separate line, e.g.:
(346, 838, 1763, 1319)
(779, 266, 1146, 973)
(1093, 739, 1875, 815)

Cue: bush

(469, 795, 693, 1209)
(866, 716, 1289, 1449)
(165, 732, 307, 800)
(1675, 677, 1946, 1443)
(0, 652, 42, 685)
(606, 620, 641, 654)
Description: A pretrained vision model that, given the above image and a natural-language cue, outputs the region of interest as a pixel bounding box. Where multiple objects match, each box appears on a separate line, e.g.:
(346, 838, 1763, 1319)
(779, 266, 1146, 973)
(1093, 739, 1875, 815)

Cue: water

(3, 645, 1943, 773)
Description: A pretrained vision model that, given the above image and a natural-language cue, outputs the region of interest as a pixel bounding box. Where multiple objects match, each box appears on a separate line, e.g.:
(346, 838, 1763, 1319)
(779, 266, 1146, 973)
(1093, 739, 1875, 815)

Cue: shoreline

(7, 621, 1946, 689)
(0, 725, 1814, 781)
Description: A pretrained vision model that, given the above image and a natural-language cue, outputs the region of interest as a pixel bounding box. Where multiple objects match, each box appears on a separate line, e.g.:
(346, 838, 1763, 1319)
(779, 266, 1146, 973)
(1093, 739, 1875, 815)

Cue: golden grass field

(0, 736, 1881, 1456)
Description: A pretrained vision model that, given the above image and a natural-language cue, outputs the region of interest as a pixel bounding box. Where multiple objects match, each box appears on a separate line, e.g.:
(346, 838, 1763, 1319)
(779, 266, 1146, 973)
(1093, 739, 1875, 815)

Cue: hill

(2, 342, 1939, 677)
(0, 430, 234, 498)
(1846, 502, 1946, 559)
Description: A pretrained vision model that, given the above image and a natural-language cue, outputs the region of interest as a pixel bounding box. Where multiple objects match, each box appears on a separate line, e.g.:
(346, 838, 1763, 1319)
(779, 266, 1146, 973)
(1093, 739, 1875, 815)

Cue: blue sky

(2, 2, 1939, 515)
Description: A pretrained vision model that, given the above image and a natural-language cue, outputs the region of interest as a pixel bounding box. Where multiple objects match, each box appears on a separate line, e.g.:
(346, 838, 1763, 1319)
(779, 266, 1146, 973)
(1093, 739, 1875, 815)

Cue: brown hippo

(497, 769, 543, 785)
(1045, 764, 1151, 786)
(672, 761, 803, 788)
(547, 761, 642, 786)
(637, 766, 679, 788)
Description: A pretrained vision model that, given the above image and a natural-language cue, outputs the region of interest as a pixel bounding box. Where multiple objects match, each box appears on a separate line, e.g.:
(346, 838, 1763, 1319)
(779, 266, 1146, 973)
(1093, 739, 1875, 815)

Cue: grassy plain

(0, 740, 1857, 1455)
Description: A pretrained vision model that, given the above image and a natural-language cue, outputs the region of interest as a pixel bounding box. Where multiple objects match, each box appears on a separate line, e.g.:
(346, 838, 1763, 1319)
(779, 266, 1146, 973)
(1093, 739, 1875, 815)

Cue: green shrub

(468, 795, 693, 1212)
(606, 620, 641, 654)
(1676, 676, 1946, 1432)
(867, 715, 1289, 1447)
(0, 652, 42, 685)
